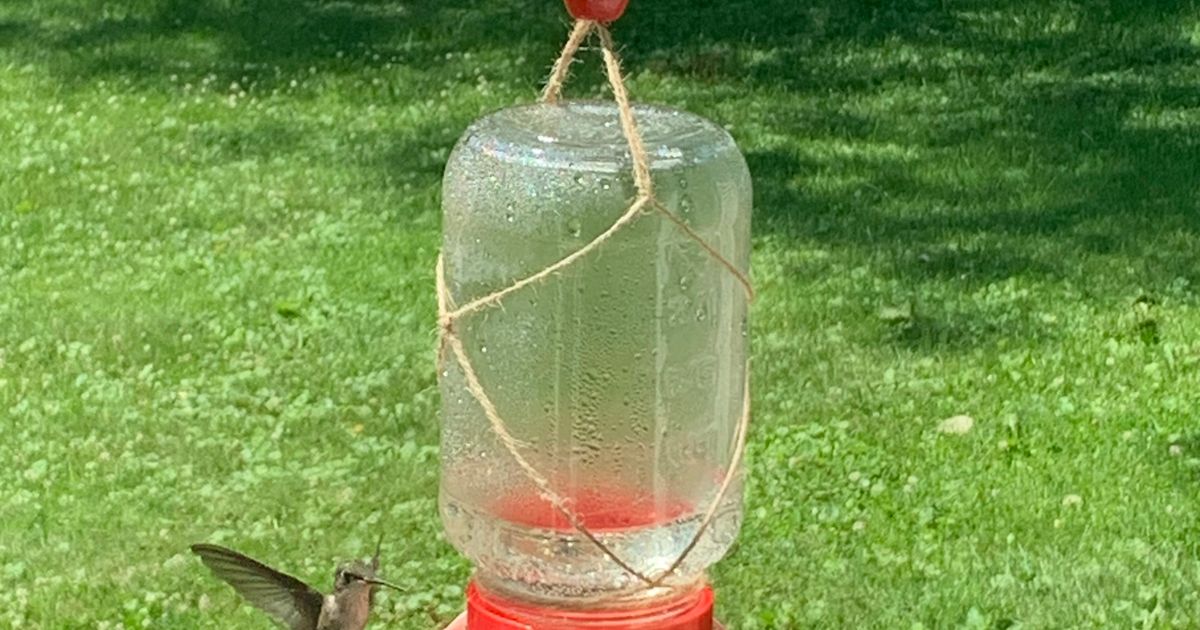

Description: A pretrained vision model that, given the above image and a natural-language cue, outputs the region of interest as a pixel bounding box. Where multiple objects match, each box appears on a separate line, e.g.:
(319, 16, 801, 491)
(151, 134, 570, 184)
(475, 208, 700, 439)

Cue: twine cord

(594, 25, 654, 199)
(446, 196, 652, 322)
(542, 19, 595, 105)
(444, 332, 652, 584)
(435, 255, 453, 367)
(649, 366, 751, 587)
(437, 19, 754, 594)
(652, 200, 755, 302)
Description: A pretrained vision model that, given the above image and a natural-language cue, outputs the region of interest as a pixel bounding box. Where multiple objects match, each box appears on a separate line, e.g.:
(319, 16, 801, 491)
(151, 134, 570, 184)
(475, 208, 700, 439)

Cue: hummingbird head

(332, 537, 403, 594)
(333, 561, 381, 591)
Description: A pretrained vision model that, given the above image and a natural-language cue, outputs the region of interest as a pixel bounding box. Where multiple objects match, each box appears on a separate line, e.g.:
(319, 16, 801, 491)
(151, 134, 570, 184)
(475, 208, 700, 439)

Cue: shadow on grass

(745, 55, 1200, 281)
(0, 0, 569, 85)
(3, 0, 1198, 352)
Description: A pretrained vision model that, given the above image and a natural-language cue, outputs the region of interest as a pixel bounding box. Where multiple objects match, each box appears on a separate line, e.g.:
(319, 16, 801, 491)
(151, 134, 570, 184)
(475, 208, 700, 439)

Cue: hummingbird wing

(191, 543, 324, 630)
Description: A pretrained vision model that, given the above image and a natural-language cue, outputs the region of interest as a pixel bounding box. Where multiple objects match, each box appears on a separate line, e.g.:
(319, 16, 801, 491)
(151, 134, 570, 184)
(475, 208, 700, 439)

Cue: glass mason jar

(439, 101, 751, 608)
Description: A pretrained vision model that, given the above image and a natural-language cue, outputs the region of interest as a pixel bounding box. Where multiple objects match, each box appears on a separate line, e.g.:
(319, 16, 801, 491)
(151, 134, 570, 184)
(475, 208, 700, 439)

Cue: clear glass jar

(439, 101, 751, 607)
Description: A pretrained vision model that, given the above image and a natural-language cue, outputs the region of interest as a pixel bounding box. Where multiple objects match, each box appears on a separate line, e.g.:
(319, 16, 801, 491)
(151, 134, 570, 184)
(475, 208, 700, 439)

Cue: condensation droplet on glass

(695, 305, 709, 322)
(657, 145, 683, 159)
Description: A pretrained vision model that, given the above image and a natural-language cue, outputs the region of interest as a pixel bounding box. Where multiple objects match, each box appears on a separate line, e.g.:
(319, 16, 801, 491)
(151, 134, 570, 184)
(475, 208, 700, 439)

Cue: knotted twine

(436, 18, 754, 597)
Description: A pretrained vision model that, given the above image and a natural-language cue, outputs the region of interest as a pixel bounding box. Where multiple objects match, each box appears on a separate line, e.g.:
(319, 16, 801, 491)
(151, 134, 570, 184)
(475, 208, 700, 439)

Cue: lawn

(2, 0, 1200, 627)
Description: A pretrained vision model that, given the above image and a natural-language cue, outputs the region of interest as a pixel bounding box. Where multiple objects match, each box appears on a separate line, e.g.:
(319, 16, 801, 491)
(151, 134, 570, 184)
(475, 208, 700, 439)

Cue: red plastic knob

(564, 0, 629, 22)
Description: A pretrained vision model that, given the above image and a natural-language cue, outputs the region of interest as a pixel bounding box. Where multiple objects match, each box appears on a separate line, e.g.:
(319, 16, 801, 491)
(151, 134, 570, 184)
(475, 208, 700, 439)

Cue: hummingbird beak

(363, 576, 405, 592)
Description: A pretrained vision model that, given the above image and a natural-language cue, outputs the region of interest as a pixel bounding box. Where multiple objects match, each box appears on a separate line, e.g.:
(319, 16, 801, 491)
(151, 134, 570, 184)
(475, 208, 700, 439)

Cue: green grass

(2, 0, 1200, 627)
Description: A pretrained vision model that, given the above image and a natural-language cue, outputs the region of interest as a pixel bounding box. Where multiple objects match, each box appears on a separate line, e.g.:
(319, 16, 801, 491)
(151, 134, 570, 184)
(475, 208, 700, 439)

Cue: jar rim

(459, 100, 740, 174)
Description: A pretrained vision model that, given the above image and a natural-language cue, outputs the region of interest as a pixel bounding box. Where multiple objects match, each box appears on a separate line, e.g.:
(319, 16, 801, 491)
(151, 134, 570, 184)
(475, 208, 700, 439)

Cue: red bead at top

(564, 0, 629, 22)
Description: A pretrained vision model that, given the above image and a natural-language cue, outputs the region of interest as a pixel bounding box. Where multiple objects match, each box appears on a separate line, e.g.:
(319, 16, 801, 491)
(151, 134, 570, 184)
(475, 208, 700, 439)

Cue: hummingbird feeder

(438, 5, 752, 629)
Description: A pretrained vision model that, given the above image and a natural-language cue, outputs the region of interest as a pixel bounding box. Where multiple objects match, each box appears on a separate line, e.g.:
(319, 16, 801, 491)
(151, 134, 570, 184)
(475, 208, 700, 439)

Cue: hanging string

(542, 19, 595, 105)
(437, 18, 754, 595)
(594, 25, 654, 199)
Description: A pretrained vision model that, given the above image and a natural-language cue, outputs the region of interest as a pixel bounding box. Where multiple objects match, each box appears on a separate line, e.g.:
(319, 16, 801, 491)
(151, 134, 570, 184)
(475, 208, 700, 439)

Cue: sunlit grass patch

(3, 0, 1200, 628)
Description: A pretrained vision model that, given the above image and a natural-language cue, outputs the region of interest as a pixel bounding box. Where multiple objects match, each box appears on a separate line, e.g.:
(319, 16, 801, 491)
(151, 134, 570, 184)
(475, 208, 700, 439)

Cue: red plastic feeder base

(445, 582, 723, 630)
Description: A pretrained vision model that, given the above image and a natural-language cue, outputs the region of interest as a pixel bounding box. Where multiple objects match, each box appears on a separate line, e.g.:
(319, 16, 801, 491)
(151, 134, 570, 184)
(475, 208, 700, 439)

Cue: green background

(2, 1, 1199, 627)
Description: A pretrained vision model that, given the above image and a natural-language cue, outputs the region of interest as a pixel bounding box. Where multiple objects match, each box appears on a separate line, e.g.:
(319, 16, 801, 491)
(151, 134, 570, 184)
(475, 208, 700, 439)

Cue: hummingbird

(190, 538, 403, 630)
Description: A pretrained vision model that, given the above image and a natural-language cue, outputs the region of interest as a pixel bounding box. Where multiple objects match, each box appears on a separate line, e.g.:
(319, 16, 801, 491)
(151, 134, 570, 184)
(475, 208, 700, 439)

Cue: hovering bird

(191, 539, 403, 630)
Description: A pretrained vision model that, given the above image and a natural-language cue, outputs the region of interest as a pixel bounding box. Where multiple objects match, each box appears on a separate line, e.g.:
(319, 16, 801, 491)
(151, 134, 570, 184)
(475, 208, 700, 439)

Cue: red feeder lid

(564, 0, 629, 22)
(465, 582, 714, 630)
